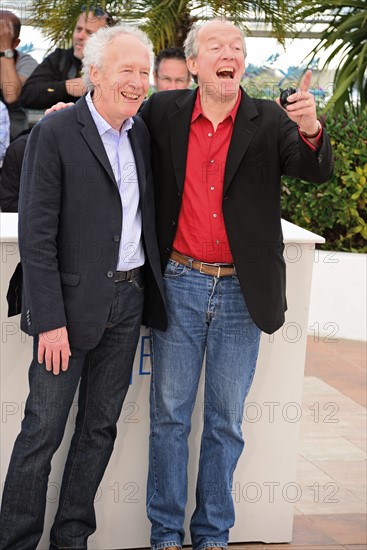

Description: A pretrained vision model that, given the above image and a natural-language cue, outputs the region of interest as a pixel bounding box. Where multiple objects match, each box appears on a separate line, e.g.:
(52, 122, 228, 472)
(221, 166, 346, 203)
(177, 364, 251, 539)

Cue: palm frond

(30, 0, 298, 52)
(294, 0, 367, 113)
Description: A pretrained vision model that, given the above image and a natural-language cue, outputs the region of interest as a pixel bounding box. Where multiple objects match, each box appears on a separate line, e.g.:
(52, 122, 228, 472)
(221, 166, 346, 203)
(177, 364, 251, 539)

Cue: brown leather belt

(170, 250, 235, 278)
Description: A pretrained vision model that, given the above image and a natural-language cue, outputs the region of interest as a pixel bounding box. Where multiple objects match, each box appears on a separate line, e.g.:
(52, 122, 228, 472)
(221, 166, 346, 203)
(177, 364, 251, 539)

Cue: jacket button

(107, 271, 114, 278)
(165, 247, 170, 254)
(113, 235, 120, 242)
(171, 220, 176, 226)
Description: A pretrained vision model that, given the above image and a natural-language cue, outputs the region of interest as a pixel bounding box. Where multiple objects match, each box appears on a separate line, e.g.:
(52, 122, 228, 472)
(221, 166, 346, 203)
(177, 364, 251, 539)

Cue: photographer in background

(0, 9, 37, 139)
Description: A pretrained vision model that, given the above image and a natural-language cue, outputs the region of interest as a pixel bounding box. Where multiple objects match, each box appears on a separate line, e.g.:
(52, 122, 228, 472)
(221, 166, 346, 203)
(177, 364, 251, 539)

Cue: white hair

(82, 23, 154, 91)
(184, 18, 247, 60)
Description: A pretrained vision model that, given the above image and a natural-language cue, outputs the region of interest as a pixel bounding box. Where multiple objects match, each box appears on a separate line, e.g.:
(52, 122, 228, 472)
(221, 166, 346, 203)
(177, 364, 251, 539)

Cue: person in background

(20, 5, 114, 110)
(0, 9, 38, 139)
(153, 46, 191, 91)
(140, 18, 333, 550)
(0, 99, 10, 166)
(0, 23, 166, 549)
(0, 129, 29, 211)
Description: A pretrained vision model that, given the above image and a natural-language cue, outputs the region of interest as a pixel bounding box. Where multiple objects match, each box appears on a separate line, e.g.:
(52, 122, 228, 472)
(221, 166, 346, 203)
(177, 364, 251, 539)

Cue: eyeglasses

(157, 75, 189, 85)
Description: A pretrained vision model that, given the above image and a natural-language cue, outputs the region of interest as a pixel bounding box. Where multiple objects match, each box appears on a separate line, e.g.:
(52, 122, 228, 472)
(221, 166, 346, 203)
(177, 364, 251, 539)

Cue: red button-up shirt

(173, 90, 241, 263)
(173, 90, 322, 263)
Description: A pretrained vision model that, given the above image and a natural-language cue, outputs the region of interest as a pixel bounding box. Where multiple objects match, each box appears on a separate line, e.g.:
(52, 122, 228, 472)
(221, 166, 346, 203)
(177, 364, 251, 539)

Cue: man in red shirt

(140, 18, 333, 550)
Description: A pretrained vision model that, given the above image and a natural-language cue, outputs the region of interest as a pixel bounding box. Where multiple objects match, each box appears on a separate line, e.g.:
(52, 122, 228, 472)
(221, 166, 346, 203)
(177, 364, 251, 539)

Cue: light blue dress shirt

(86, 92, 144, 271)
(0, 101, 10, 167)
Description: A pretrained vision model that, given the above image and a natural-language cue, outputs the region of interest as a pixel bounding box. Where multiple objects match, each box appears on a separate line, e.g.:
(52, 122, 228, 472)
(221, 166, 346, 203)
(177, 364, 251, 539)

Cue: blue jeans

(0, 273, 144, 550)
(147, 259, 261, 550)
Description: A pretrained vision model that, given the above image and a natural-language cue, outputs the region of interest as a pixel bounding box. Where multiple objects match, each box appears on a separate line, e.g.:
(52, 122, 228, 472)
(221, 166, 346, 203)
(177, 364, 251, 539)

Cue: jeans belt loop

(200, 262, 221, 278)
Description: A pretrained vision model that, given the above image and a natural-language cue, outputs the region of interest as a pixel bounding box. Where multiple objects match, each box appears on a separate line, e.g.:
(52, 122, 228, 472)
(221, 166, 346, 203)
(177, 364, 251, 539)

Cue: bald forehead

(197, 20, 242, 41)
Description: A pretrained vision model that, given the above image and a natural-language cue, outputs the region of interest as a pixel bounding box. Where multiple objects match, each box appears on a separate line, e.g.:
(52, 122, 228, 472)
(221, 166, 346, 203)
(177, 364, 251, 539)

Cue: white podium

(0, 213, 324, 549)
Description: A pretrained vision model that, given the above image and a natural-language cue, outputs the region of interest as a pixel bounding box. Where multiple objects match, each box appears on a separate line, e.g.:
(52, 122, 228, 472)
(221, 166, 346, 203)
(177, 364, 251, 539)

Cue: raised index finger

(299, 69, 312, 93)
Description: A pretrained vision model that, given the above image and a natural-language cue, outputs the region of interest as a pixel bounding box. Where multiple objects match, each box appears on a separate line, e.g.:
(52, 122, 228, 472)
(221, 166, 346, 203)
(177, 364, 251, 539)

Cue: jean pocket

(163, 259, 188, 279)
(131, 272, 145, 292)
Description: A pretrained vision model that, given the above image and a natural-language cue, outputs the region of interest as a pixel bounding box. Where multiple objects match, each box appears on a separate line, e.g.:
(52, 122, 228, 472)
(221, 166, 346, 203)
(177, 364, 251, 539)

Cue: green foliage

(294, 0, 367, 114)
(29, 0, 296, 53)
(281, 110, 367, 252)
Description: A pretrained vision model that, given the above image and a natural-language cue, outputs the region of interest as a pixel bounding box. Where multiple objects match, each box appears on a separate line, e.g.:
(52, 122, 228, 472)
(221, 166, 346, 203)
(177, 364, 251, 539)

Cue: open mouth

(216, 67, 235, 79)
(121, 91, 140, 101)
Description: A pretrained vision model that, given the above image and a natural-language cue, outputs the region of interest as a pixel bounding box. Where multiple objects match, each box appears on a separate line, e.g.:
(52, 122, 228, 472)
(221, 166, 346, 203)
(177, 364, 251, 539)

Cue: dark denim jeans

(0, 272, 144, 550)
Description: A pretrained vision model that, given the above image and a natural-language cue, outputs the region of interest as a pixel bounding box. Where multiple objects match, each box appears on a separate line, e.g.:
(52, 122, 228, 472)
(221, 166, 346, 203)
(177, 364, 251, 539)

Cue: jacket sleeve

(18, 121, 67, 335)
(0, 134, 28, 212)
(279, 109, 334, 183)
(20, 49, 76, 109)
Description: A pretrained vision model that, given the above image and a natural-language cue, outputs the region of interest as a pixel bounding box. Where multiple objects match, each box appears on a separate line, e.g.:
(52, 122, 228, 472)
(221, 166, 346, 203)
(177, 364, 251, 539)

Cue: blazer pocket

(60, 272, 81, 287)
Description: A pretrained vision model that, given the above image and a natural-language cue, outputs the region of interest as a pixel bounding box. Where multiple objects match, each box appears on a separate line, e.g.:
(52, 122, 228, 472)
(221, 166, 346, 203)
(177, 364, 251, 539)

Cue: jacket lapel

(169, 89, 198, 194)
(75, 97, 116, 186)
(168, 89, 258, 195)
(224, 89, 259, 194)
(129, 119, 146, 199)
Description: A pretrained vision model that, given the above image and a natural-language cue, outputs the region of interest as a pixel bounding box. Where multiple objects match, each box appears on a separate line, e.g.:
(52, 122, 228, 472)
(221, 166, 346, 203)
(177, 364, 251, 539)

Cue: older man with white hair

(0, 23, 166, 550)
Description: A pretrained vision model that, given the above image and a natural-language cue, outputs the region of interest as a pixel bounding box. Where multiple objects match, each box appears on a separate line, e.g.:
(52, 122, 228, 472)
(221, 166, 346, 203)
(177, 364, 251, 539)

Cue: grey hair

(184, 18, 247, 60)
(82, 23, 154, 91)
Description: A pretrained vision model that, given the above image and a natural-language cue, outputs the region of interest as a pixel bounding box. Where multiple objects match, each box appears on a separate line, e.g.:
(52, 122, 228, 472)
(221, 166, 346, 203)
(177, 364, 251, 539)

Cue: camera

(279, 87, 297, 108)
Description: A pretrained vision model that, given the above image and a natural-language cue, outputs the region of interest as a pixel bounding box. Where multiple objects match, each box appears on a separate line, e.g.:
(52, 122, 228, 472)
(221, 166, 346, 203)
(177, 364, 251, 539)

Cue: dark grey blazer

(17, 96, 167, 349)
(140, 88, 333, 334)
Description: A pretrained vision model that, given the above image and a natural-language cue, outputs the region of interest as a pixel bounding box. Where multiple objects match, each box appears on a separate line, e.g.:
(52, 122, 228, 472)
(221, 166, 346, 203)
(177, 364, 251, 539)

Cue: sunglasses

(81, 4, 115, 25)
(81, 4, 106, 16)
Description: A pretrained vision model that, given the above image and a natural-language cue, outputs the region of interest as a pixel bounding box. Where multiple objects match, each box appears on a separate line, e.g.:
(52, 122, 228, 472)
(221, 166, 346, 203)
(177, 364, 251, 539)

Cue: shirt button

(107, 271, 114, 278)
(210, 159, 214, 164)
(113, 235, 120, 242)
(213, 214, 217, 218)
(210, 186, 215, 191)
(216, 240, 220, 244)
(208, 132, 213, 137)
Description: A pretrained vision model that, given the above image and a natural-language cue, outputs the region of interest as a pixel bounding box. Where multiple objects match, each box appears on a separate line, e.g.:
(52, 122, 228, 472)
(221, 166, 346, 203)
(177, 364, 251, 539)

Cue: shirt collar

(191, 86, 242, 124)
(86, 91, 134, 136)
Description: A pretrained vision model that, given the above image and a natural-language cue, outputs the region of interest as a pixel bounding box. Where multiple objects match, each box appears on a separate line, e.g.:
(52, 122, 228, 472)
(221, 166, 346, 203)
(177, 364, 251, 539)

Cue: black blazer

(20, 48, 82, 109)
(140, 88, 333, 334)
(17, 96, 167, 349)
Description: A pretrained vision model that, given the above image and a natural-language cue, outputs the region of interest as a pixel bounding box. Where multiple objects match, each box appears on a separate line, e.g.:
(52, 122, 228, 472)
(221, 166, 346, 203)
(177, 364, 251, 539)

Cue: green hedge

(281, 110, 367, 252)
